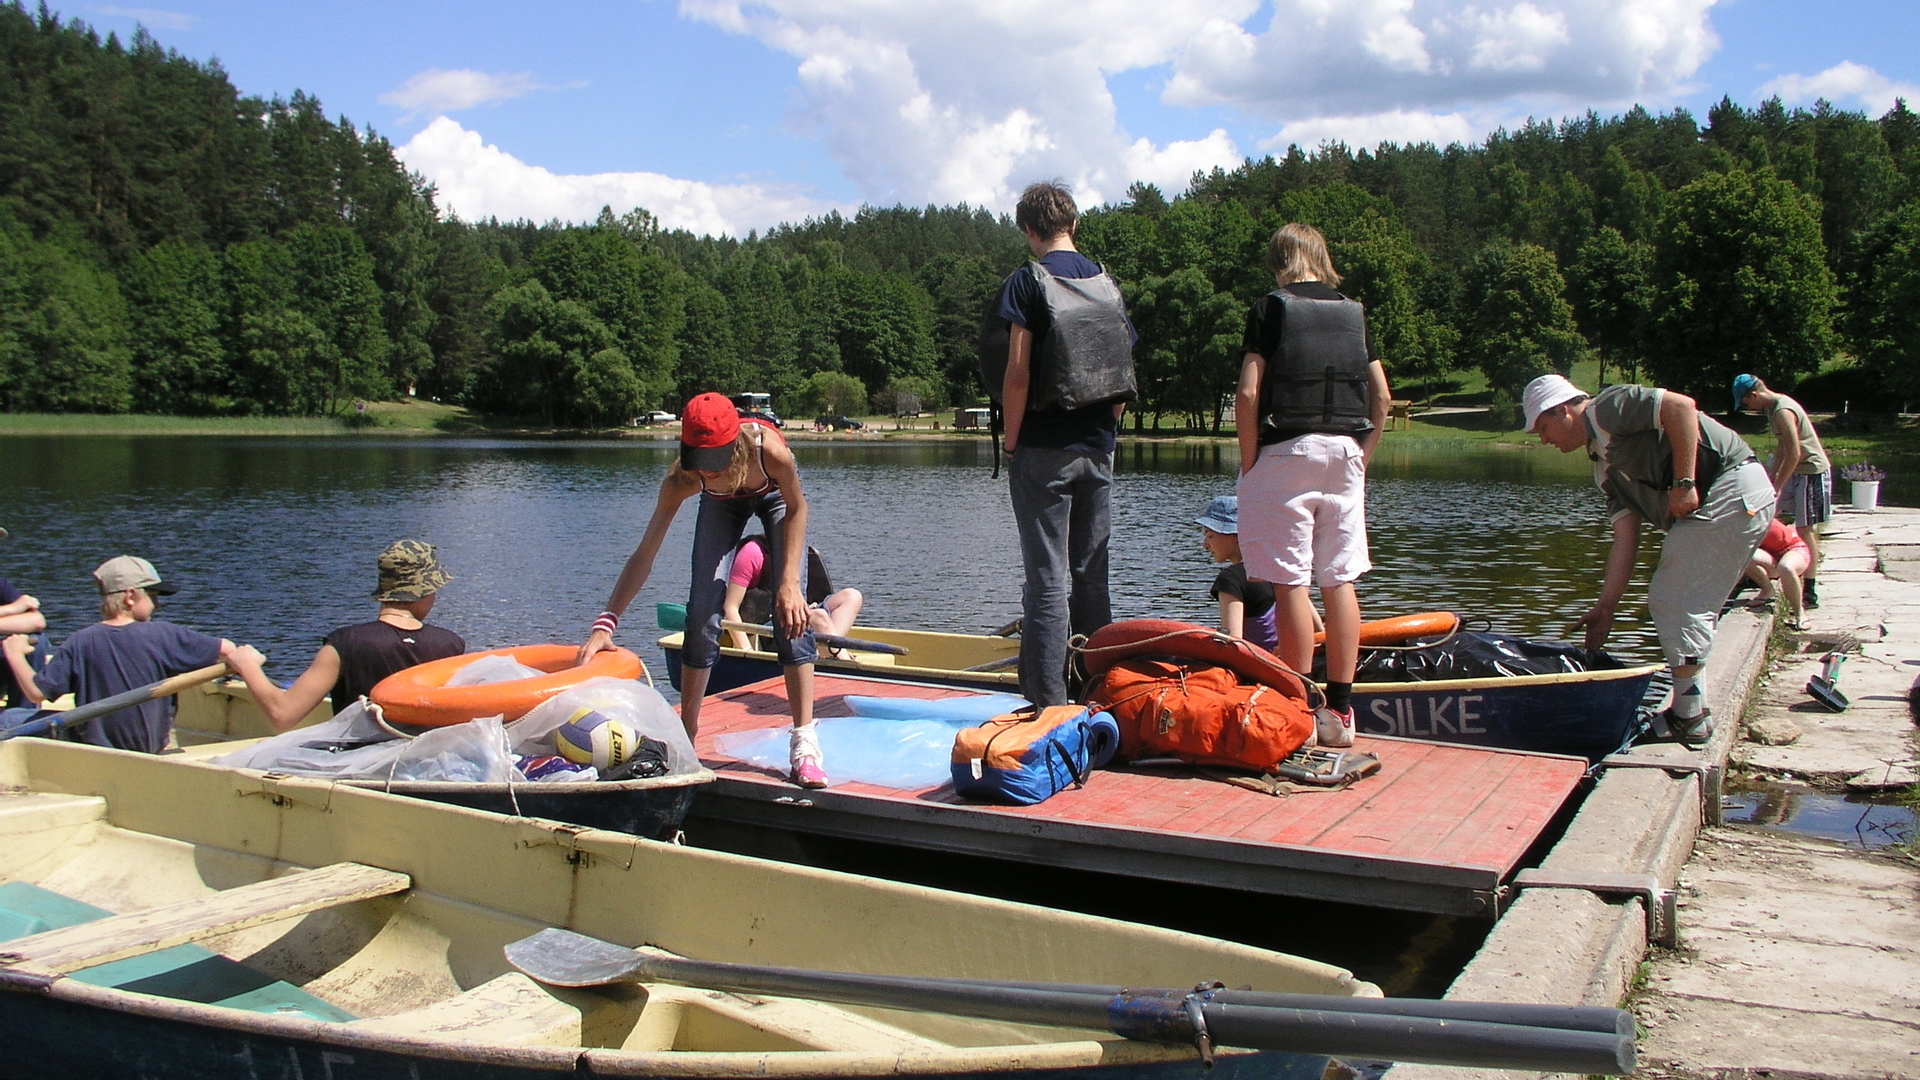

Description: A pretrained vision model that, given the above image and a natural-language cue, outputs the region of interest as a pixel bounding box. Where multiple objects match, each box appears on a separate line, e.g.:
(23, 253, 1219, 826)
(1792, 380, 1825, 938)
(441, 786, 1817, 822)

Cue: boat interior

(0, 738, 1367, 1069)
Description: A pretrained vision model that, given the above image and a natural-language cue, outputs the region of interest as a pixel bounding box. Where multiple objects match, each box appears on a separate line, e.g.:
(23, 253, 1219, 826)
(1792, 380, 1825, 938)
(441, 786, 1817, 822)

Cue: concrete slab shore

(1386, 504, 1919, 1080)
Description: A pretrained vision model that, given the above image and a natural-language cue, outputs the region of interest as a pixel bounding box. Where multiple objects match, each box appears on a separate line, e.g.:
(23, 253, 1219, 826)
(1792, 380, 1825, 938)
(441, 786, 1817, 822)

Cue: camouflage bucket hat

(373, 540, 450, 602)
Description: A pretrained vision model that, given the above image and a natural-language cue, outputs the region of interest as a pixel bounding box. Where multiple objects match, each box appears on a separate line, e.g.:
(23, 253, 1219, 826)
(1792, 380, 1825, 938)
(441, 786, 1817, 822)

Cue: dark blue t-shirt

(35, 620, 223, 753)
(993, 250, 1131, 454)
(0, 576, 22, 705)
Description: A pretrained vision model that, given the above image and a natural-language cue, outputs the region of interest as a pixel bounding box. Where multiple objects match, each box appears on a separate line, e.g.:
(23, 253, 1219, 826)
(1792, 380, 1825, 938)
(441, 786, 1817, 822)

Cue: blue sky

(79, 0, 1920, 236)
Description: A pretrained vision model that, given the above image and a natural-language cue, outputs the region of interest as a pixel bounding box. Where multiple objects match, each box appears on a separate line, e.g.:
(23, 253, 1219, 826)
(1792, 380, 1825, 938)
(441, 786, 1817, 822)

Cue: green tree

(1649, 168, 1837, 399)
(0, 227, 133, 412)
(1460, 240, 1586, 412)
(1278, 183, 1453, 376)
(481, 279, 642, 425)
(121, 240, 228, 412)
(1845, 202, 1920, 405)
(532, 222, 686, 406)
(676, 281, 753, 407)
(283, 225, 392, 414)
(795, 370, 868, 415)
(1565, 226, 1653, 386)
(1126, 268, 1241, 431)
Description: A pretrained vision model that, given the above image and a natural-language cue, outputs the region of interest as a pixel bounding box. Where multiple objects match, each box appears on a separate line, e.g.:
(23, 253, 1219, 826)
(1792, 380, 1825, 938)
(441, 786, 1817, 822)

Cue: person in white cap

(0, 555, 245, 753)
(1523, 374, 1773, 746)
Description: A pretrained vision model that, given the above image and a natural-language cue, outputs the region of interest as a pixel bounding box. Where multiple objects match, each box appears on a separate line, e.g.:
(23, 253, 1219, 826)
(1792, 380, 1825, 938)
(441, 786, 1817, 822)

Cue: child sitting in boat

(1195, 495, 1280, 652)
(577, 392, 828, 788)
(722, 535, 863, 652)
(1743, 519, 1812, 631)
(225, 540, 466, 730)
(0, 555, 247, 752)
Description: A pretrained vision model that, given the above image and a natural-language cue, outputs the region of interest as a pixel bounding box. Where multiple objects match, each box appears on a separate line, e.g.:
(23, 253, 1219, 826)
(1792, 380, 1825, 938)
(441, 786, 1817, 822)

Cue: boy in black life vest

(1234, 224, 1391, 747)
(987, 180, 1137, 706)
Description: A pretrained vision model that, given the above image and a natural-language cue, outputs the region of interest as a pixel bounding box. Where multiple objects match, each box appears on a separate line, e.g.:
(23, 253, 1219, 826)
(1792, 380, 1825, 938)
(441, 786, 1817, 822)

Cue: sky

(77, 0, 1920, 237)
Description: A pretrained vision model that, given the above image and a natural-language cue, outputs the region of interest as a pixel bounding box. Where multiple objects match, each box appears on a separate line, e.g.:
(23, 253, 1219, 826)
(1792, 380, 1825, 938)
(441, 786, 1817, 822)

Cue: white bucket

(1851, 479, 1881, 512)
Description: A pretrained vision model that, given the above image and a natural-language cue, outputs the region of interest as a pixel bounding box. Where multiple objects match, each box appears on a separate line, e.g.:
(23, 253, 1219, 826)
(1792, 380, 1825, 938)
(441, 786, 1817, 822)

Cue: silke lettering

(1362, 695, 1487, 737)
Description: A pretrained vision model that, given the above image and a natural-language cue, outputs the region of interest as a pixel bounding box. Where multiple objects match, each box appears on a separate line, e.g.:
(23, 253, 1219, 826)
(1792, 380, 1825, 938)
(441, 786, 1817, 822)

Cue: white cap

(1522, 374, 1585, 432)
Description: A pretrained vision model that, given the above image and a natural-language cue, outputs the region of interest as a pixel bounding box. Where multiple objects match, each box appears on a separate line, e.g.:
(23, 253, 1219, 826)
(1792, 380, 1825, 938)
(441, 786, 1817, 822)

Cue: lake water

(0, 434, 1672, 681)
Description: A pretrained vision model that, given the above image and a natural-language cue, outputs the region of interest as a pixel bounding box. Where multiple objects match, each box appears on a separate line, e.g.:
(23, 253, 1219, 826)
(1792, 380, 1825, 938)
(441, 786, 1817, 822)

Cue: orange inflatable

(369, 644, 644, 728)
(1078, 619, 1308, 695)
(1313, 611, 1460, 648)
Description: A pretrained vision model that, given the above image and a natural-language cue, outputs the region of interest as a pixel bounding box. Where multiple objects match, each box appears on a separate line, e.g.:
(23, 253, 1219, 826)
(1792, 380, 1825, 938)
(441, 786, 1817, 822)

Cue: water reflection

(0, 434, 1668, 689)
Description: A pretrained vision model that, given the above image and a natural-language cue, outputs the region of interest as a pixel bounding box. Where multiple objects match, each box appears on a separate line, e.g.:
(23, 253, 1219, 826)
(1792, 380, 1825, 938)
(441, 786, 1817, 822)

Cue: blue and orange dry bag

(951, 705, 1120, 805)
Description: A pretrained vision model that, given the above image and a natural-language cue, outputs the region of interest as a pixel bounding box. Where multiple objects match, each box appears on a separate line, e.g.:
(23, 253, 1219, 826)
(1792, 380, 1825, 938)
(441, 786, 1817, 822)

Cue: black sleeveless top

(323, 620, 466, 715)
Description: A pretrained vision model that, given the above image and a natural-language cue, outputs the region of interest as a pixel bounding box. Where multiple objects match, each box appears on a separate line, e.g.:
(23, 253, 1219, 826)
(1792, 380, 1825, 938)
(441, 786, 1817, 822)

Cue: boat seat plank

(0, 862, 409, 975)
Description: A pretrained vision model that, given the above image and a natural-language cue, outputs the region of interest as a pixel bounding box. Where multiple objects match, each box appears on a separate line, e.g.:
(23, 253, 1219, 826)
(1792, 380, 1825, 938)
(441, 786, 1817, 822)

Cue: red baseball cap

(680, 393, 742, 471)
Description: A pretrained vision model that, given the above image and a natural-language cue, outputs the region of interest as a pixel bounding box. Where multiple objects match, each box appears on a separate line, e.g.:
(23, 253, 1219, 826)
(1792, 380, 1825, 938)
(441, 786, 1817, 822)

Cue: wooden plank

(0, 863, 410, 975)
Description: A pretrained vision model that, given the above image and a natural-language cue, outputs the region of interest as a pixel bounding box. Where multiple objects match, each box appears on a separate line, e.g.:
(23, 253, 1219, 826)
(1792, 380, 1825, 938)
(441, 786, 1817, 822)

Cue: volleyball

(554, 708, 637, 770)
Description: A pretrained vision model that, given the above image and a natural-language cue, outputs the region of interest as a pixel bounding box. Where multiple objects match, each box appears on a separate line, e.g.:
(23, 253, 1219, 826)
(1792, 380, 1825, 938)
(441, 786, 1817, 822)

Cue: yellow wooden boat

(0, 737, 1369, 1080)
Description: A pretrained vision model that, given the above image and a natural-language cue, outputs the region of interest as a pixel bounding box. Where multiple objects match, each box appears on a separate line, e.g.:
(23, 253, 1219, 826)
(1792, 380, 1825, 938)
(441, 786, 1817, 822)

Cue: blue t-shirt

(35, 620, 223, 753)
(993, 250, 1132, 454)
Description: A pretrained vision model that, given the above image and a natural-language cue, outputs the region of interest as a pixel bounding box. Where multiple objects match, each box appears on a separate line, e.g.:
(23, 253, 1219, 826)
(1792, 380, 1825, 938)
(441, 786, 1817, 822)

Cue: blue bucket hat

(1195, 495, 1239, 534)
(1731, 374, 1760, 412)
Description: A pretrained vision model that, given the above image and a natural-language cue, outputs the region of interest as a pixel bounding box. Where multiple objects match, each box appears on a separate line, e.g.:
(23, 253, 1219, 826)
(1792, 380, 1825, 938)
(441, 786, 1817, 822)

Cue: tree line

(2, 3, 1917, 428)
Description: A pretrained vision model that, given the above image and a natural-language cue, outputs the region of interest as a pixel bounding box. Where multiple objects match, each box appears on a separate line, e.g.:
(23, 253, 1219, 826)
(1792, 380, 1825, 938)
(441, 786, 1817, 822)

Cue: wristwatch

(1673, 477, 1697, 490)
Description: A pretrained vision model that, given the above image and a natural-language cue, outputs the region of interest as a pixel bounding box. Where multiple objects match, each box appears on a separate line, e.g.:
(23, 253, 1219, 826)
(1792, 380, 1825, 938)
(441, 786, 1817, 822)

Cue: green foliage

(0, 224, 132, 411)
(1278, 183, 1453, 376)
(1846, 202, 1920, 405)
(1460, 240, 1586, 400)
(480, 280, 642, 426)
(795, 370, 868, 416)
(1566, 226, 1654, 384)
(1126, 268, 1242, 430)
(121, 241, 226, 412)
(1649, 167, 1838, 401)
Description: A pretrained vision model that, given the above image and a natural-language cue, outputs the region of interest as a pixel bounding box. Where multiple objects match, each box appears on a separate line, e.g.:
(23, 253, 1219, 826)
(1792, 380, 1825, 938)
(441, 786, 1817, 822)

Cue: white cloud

(677, 0, 1257, 208)
(1758, 61, 1920, 114)
(1259, 109, 1488, 152)
(1168, 0, 1719, 120)
(92, 5, 196, 30)
(380, 69, 561, 122)
(395, 117, 842, 237)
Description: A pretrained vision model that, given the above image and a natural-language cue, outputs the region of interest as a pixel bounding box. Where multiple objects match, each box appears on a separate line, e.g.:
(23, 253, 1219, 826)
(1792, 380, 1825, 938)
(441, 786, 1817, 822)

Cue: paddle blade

(505, 928, 648, 987)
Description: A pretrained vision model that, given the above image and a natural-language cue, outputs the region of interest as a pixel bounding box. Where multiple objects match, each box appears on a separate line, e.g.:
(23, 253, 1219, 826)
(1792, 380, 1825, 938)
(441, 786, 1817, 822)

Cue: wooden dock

(690, 674, 1590, 917)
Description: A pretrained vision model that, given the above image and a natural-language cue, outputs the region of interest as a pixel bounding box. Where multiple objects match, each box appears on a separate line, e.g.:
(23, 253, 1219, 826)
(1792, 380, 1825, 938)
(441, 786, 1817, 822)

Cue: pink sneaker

(1314, 706, 1355, 748)
(789, 725, 828, 789)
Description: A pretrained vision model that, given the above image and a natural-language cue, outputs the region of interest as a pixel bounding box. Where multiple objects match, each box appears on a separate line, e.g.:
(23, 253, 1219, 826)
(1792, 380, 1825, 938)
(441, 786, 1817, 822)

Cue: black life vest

(1257, 290, 1372, 439)
(978, 261, 1136, 412)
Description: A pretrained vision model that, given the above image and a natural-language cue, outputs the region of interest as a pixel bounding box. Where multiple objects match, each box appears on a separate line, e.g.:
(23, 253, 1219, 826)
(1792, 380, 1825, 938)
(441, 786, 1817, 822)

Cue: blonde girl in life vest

(576, 393, 826, 787)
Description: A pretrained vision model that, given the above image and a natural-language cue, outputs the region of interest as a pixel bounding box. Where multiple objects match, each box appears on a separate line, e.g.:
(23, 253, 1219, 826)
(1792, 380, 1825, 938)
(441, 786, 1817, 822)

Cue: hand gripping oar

(0, 662, 231, 742)
(719, 620, 909, 656)
(504, 929, 1635, 1074)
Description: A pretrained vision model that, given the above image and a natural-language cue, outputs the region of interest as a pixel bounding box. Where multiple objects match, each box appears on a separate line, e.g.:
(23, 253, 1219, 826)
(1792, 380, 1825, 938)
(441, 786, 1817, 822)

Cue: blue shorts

(1777, 472, 1830, 527)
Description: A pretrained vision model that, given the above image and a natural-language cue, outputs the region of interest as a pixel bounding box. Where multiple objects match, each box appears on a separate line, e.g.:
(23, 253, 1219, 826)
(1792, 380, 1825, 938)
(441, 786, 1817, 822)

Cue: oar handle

(1, 661, 231, 742)
(720, 620, 908, 656)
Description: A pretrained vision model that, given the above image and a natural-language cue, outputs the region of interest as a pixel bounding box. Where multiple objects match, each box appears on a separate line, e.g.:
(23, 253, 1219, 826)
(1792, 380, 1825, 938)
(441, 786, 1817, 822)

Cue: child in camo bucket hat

(373, 540, 450, 602)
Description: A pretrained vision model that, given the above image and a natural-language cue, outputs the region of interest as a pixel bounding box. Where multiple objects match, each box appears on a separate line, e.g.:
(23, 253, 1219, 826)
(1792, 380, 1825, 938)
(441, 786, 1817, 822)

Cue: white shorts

(1237, 434, 1371, 588)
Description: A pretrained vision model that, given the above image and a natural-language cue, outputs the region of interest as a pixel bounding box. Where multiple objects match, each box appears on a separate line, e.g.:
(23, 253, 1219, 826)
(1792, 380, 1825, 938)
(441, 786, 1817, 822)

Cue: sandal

(1745, 597, 1777, 612)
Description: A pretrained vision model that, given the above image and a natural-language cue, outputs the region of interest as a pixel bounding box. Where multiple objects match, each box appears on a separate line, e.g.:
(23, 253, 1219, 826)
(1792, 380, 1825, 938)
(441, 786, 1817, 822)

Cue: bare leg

(1320, 581, 1361, 685)
(807, 589, 863, 638)
(1272, 584, 1318, 673)
(679, 665, 711, 739)
(783, 662, 815, 728)
(1797, 524, 1821, 578)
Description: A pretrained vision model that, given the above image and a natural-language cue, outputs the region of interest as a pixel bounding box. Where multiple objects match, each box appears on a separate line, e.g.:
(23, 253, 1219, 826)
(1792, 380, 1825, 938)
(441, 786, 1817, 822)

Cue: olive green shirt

(1584, 384, 1757, 529)
(1766, 393, 1829, 476)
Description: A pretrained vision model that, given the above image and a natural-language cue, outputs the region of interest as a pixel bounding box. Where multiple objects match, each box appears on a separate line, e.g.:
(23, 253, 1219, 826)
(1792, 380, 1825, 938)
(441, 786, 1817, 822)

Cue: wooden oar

(504, 929, 1635, 1074)
(719, 620, 909, 656)
(0, 662, 230, 742)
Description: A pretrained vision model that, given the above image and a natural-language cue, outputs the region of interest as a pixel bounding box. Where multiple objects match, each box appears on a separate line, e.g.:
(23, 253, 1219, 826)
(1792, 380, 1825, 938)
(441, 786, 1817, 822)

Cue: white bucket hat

(1522, 374, 1585, 433)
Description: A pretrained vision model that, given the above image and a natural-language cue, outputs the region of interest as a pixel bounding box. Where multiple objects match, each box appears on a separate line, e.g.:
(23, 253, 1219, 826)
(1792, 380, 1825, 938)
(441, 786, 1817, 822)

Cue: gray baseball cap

(94, 555, 178, 595)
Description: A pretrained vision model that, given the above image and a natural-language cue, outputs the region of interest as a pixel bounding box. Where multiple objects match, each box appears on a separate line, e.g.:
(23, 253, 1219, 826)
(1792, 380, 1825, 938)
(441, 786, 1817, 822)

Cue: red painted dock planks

(693, 674, 1587, 904)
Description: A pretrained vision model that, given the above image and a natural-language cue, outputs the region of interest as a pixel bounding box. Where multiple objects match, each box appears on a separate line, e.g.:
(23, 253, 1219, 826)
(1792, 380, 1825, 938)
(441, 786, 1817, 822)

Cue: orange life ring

(1316, 611, 1461, 648)
(1078, 619, 1311, 699)
(369, 644, 643, 727)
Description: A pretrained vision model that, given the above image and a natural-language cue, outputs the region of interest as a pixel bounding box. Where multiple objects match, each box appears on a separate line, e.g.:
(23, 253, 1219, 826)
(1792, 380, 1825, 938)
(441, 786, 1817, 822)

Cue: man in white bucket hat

(1524, 374, 1773, 747)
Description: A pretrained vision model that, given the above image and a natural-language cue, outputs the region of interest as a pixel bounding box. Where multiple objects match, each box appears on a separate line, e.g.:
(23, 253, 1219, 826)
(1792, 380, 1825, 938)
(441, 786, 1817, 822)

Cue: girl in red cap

(577, 392, 826, 787)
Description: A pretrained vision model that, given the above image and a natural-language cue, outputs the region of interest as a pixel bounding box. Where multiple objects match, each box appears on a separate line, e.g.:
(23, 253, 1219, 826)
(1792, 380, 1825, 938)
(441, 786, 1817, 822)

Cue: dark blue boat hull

(1349, 667, 1657, 759)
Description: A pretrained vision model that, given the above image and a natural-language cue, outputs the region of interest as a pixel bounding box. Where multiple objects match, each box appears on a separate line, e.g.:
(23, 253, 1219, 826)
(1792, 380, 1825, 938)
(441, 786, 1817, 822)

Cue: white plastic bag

(507, 677, 699, 775)
(445, 655, 545, 687)
(385, 718, 514, 783)
(209, 701, 409, 777)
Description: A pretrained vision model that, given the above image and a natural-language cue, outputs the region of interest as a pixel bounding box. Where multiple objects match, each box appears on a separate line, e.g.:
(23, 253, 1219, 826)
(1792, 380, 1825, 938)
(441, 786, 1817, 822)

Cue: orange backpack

(1089, 657, 1319, 771)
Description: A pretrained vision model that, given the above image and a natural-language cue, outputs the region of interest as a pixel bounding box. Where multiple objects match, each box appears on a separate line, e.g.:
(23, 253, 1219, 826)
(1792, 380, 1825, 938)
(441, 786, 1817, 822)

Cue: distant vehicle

(631, 411, 678, 426)
(954, 407, 992, 430)
(730, 392, 781, 427)
(814, 415, 865, 432)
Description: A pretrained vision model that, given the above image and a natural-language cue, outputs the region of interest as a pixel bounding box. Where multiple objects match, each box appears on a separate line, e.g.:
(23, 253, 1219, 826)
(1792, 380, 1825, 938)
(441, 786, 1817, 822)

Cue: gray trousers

(1647, 461, 1773, 667)
(1007, 446, 1113, 705)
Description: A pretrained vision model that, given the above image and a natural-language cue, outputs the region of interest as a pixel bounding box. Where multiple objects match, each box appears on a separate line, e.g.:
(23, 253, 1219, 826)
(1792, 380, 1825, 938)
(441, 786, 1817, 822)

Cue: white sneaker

(789, 725, 828, 788)
(1314, 706, 1355, 748)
